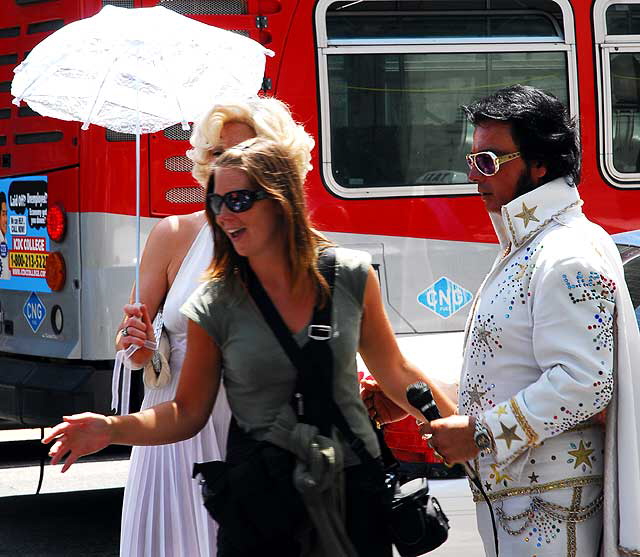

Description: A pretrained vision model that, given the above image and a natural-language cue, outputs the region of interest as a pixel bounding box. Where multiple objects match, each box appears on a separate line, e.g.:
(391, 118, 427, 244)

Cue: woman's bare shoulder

(143, 211, 207, 284)
(146, 211, 206, 255)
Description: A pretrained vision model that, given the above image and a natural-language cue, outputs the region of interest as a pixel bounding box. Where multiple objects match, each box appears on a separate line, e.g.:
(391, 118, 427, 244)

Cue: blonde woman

(47, 137, 455, 556)
(112, 98, 314, 557)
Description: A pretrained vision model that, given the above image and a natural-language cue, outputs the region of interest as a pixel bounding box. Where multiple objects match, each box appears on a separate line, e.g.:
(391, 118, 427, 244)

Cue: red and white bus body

(1, 0, 639, 432)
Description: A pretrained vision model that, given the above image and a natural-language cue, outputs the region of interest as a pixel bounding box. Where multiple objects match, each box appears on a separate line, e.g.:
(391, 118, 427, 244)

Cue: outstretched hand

(42, 413, 113, 473)
(360, 375, 409, 426)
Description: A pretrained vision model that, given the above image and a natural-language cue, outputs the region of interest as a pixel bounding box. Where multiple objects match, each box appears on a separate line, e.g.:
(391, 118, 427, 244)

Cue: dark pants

(217, 422, 393, 557)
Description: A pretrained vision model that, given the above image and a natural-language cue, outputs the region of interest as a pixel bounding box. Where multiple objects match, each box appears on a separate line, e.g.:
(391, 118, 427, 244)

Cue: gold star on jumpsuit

(476, 327, 491, 346)
(495, 421, 523, 449)
(468, 384, 487, 406)
(514, 202, 540, 228)
(490, 463, 513, 485)
(568, 440, 594, 469)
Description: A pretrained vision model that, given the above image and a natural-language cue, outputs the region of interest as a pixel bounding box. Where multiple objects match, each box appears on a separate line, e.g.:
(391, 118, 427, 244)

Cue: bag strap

(246, 248, 336, 436)
(245, 266, 312, 376)
(247, 249, 406, 473)
(246, 248, 389, 466)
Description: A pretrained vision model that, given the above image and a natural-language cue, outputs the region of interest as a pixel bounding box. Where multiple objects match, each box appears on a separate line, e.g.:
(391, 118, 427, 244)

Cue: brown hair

(205, 138, 332, 301)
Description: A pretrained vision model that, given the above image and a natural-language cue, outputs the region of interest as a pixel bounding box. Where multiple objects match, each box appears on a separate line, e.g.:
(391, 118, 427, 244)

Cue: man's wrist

(473, 416, 495, 454)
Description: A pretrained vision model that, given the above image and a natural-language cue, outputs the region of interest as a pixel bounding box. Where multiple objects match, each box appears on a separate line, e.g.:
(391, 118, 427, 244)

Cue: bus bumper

(0, 356, 113, 427)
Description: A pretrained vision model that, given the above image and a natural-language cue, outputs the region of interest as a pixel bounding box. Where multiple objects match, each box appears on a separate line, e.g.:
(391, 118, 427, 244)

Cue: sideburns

(514, 161, 539, 199)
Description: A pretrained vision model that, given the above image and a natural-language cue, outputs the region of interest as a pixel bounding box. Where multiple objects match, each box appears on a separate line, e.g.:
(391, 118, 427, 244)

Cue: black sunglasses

(207, 189, 268, 216)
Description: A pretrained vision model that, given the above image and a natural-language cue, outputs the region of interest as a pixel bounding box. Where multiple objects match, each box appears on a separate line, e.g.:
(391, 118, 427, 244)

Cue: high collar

(493, 177, 583, 249)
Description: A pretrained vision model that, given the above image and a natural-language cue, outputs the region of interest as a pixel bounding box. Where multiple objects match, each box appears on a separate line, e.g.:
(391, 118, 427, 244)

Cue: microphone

(406, 381, 441, 421)
(406, 386, 499, 554)
(406, 381, 477, 480)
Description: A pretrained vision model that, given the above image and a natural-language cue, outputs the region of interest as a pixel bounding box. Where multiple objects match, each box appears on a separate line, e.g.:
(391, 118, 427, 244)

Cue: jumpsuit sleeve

(481, 256, 616, 467)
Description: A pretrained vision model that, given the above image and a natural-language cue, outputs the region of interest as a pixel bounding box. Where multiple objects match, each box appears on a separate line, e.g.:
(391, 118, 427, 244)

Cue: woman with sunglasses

(111, 97, 314, 557)
(45, 137, 456, 556)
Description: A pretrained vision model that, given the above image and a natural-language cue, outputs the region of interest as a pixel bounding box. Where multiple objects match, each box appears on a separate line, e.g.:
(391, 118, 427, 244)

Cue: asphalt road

(0, 429, 484, 557)
(0, 488, 123, 557)
(0, 429, 127, 557)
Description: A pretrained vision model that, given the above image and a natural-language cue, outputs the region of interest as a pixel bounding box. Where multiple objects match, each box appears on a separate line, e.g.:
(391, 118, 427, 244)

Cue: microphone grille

(406, 381, 431, 407)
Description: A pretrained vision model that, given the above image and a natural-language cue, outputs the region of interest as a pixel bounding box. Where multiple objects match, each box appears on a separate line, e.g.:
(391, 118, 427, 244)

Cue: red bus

(1, 0, 639, 446)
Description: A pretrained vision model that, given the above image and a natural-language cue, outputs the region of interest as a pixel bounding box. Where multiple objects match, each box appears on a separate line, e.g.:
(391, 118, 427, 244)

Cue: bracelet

(473, 416, 496, 454)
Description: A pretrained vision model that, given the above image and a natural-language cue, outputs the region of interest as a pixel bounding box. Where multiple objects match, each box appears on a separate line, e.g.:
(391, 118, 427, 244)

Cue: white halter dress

(120, 224, 231, 557)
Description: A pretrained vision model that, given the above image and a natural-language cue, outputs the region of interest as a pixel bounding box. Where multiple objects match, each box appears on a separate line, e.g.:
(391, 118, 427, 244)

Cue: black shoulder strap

(246, 248, 400, 468)
(245, 265, 310, 375)
(246, 248, 393, 467)
(246, 248, 336, 436)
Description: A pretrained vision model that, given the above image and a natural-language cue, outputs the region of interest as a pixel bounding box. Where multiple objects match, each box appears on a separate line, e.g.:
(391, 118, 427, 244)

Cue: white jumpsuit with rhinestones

(459, 177, 623, 557)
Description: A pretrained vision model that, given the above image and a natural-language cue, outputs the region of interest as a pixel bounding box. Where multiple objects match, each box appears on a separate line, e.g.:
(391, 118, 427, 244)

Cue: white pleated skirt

(120, 382, 231, 557)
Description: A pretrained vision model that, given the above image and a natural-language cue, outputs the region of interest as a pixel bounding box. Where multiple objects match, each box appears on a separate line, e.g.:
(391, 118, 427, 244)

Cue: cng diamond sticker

(417, 277, 472, 319)
(23, 291, 46, 333)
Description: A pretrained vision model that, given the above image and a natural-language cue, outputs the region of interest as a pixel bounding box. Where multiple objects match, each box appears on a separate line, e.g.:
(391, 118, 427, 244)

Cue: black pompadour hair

(463, 84, 581, 186)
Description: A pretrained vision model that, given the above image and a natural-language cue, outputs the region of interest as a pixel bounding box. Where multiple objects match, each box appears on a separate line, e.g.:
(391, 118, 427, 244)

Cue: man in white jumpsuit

(424, 85, 640, 557)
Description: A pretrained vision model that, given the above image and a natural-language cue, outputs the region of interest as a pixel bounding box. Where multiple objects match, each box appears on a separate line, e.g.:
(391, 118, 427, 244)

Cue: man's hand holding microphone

(361, 377, 491, 467)
(406, 382, 481, 466)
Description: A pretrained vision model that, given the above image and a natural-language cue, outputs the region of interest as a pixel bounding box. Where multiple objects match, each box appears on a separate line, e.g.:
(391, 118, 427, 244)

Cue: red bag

(383, 416, 443, 463)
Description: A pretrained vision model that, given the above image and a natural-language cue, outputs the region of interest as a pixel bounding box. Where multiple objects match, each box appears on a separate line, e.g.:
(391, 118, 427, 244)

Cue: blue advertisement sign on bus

(0, 176, 50, 293)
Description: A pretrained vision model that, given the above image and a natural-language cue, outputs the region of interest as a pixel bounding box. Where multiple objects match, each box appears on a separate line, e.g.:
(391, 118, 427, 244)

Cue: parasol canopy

(11, 4, 272, 134)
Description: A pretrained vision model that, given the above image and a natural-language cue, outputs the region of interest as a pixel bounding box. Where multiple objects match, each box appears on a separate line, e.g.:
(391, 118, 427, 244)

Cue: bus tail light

(46, 252, 66, 291)
(47, 203, 67, 242)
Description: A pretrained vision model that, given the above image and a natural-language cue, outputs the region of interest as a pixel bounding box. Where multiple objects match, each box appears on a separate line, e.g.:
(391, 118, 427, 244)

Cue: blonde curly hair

(187, 97, 314, 187)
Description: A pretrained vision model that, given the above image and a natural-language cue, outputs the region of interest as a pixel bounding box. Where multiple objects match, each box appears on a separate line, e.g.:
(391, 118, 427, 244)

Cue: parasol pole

(135, 70, 141, 304)
(135, 129, 140, 303)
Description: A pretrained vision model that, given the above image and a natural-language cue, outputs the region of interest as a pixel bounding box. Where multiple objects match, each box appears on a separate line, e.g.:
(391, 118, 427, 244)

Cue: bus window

(328, 51, 568, 190)
(317, 0, 575, 198)
(596, 1, 640, 186)
(606, 3, 640, 35)
(610, 52, 640, 174)
(327, 7, 562, 40)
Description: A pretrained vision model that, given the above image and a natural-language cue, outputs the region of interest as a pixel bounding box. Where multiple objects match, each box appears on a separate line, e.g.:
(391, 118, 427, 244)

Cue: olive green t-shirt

(181, 247, 380, 462)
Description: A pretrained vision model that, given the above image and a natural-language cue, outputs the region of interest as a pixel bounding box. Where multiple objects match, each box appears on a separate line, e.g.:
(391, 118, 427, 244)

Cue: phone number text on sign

(9, 251, 48, 278)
